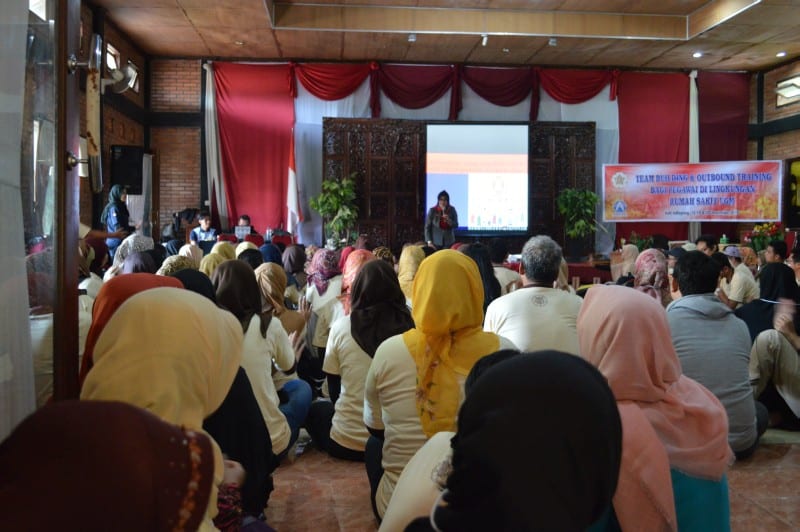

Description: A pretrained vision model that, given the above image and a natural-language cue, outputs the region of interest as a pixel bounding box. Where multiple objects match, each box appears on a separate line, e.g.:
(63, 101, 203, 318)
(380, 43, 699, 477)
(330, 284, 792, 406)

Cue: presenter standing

(425, 190, 458, 249)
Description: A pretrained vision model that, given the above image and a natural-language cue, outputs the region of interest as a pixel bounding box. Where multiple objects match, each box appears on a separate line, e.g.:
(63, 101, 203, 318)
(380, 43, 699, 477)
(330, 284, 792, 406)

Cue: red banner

(602, 161, 783, 222)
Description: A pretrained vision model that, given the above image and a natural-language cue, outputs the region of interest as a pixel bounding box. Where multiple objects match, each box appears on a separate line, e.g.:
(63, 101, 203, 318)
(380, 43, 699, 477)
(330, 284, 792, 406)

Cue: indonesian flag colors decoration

(286, 132, 303, 235)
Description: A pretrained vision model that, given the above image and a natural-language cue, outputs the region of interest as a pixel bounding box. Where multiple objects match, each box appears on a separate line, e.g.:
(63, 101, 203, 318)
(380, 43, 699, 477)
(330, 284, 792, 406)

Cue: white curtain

(688, 70, 701, 243)
(294, 79, 371, 244)
(127, 154, 153, 237)
(203, 63, 230, 230)
(537, 86, 620, 255)
(0, 0, 36, 440)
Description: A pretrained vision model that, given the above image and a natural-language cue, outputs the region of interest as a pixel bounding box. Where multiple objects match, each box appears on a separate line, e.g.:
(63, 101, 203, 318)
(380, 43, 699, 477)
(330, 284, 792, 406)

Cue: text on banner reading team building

(602, 161, 783, 222)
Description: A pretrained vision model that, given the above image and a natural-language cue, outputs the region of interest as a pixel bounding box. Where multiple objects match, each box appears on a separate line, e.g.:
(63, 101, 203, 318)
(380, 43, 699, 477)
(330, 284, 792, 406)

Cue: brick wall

(150, 127, 202, 230)
(149, 59, 203, 230)
(150, 60, 202, 112)
(755, 57, 800, 162)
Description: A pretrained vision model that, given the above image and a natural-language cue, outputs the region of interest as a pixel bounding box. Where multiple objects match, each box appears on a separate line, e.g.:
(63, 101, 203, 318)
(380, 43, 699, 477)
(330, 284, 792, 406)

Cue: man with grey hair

(484, 235, 583, 354)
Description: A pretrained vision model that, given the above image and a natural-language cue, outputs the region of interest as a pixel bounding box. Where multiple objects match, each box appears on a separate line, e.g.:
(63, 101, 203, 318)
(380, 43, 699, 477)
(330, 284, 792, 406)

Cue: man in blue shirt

(190, 211, 217, 244)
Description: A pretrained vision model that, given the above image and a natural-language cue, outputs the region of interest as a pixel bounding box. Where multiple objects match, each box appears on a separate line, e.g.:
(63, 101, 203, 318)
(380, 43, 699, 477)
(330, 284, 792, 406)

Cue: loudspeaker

(110, 145, 144, 195)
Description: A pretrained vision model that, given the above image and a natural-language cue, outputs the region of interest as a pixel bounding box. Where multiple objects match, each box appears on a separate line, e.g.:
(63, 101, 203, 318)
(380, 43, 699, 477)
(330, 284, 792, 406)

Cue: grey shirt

(666, 293, 756, 452)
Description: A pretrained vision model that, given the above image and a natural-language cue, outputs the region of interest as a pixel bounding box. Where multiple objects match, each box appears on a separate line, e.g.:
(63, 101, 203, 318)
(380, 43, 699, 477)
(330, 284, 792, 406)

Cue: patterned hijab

(0, 400, 215, 532)
(372, 245, 394, 265)
(397, 245, 426, 301)
(179, 243, 204, 269)
(112, 234, 154, 269)
(577, 285, 732, 480)
(79, 273, 182, 385)
(402, 250, 501, 436)
(308, 248, 341, 295)
(634, 248, 670, 307)
(156, 255, 196, 276)
(350, 260, 414, 358)
(340, 249, 376, 315)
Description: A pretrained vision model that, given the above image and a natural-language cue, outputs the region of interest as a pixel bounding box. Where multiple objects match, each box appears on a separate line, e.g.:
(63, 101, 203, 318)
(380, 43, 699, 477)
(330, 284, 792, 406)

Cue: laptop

(234, 225, 251, 241)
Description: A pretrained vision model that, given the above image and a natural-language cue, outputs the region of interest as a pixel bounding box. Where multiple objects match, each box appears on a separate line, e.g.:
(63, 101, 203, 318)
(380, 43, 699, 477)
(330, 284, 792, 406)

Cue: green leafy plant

(556, 188, 601, 239)
(309, 174, 359, 246)
(627, 231, 653, 251)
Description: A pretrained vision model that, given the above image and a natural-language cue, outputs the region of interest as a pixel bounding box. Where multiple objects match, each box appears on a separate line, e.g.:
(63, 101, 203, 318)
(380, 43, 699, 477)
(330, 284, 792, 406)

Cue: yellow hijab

(403, 250, 500, 436)
(211, 241, 236, 261)
(398, 245, 425, 301)
(81, 287, 242, 527)
(199, 252, 227, 278)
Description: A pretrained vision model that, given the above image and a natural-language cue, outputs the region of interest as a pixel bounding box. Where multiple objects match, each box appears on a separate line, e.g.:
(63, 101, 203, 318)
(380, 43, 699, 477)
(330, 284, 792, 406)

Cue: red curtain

(616, 72, 690, 241)
(697, 72, 751, 239)
(462, 66, 536, 119)
(290, 63, 371, 100)
(538, 69, 618, 104)
(214, 63, 294, 233)
(375, 64, 458, 119)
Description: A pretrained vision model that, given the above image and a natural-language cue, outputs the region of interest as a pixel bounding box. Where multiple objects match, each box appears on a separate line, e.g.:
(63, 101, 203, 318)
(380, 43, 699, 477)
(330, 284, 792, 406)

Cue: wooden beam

(688, 0, 762, 38)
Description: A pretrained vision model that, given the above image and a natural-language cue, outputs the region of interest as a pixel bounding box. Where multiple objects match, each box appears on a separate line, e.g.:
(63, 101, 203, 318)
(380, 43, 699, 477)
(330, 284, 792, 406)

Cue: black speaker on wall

(110, 145, 144, 195)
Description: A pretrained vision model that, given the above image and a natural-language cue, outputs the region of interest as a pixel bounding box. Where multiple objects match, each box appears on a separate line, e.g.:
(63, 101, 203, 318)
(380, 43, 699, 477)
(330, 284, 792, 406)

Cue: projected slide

(426, 124, 528, 233)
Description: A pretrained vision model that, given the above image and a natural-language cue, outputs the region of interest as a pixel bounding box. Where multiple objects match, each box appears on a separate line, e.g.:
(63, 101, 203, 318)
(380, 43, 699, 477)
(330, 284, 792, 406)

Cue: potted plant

(556, 188, 601, 261)
(309, 173, 359, 249)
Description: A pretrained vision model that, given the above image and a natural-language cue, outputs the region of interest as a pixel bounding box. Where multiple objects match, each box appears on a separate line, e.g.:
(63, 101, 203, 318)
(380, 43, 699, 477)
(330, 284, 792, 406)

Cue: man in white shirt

(484, 235, 583, 355)
(716, 246, 759, 309)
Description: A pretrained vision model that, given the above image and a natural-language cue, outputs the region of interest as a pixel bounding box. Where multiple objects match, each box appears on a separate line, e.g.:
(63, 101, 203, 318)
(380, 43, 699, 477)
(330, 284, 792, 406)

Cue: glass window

(106, 42, 120, 72)
(127, 60, 140, 93)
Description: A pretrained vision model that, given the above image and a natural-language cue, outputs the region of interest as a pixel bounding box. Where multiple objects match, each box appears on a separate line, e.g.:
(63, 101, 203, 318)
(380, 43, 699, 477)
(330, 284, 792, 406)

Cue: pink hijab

(634, 248, 670, 307)
(339, 249, 376, 315)
(577, 285, 732, 480)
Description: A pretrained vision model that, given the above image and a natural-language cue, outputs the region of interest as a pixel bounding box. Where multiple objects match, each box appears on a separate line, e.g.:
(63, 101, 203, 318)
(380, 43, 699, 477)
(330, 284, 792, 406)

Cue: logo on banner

(613, 200, 627, 215)
(612, 172, 628, 188)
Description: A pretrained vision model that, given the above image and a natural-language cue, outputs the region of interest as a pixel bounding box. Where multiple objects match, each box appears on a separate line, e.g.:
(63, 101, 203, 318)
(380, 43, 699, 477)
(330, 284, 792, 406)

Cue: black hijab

(171, 269, 217, 304)
(350, 260, 414, 358)
(100, 184, 130, 226)
(735, 262, 800, 342)
(427, 351, 622, 532)
(212, 260, 271, 336)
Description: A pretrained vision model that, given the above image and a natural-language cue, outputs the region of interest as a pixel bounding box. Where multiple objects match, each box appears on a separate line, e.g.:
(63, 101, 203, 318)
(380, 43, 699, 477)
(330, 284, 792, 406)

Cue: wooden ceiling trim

(688, 0, 762, 38)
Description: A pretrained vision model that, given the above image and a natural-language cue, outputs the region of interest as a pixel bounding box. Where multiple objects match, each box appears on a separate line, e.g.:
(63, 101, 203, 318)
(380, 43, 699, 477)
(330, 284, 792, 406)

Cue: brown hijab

(213, 259, 271, 337)
(254, 262, 305, 335)
(350, 260, 415, 358)
(0, 400, 214, 532)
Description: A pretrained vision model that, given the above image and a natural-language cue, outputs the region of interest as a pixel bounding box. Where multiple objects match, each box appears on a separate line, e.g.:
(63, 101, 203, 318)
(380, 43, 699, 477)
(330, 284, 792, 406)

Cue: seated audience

(213, 260, 310, 460)
(156, 254, 196, 276)
(633, 248, 671, 307)
(211, 241, 236, 261)
(0, 400, 224, 531)
(459, 242, 501, 315)
(306, 248, 343, 310)
(667, 251, 767, 459)
(372, 245, 396, 267)
(740, 245, 759, 276)
(200, 252, 228, 278)
(400, 351, 622, 532)
(238, 248, 265, 270)
(765, 239, 788, 264)
(179, 242, 204, 267)
(578, 285, 732, 531)
(488, 237, 522, 295)
(397, 245, 426, 306)
(555, 257, 576, 294)
(484, 235, 582, 355)
(307, 260, 414, 462)
(787, 247, 800, 285)
(735, 262, 800, 342)
(236, 240, 258, 258)
(104, 234, 155, 280)
(364, 250, 515, 520)
(283, 244, 308, 306)
(80, 288, 243, 529)
(717, 246, 759, 309)
(122, 250, 157, 274)
(190, 211, 218, 244)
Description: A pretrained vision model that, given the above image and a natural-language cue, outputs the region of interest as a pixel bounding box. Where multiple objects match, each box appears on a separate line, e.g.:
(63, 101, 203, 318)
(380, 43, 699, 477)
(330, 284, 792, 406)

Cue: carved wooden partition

(322, 118, 595, 254)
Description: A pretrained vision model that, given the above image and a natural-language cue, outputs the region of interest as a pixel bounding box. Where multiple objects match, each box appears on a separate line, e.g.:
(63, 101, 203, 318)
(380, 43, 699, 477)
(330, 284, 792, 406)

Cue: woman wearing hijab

(611, 243, 639, 283)
(81, 288, 243, 530)
(307, 260, 414, 462)
(281, 244, 307, 306)
(78, 273, 183, 385)
(364, 250, 515, 520)
(306, 248, 343, 311)
(104, 234, 155, 280)
(100, 184, 135, 260)
(200, 252, 228, 278)
(156, 254, 196, 276)
(577, 285, 732, 531)
(399, 351, 622, 532)
(397, 245, 426, 305)
(213, 260, 309, 459)
(634, 248, 671, 307)
(179, 242, 204, 268)
(236, 241, 257, 258)
(211, 241, 236, 261)
(259, 243, 283, 266)
(0, 400, 218, 531)
(372, 245, 395, 266)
